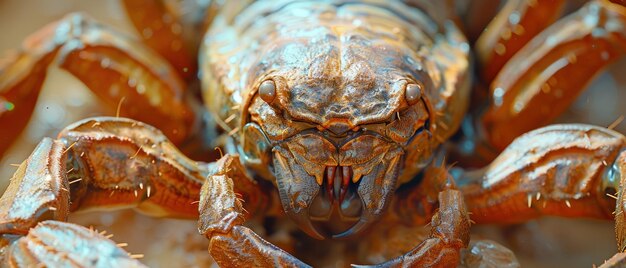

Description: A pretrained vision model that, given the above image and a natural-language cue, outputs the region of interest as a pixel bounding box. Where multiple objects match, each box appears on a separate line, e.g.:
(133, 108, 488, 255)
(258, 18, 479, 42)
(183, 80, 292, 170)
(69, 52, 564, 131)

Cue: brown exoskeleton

(1, 0, 626, 267)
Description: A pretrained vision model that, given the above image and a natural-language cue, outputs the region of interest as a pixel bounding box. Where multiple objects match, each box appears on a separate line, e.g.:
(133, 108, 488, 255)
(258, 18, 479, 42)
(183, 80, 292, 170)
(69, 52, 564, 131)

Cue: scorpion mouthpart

(332, 218, 369, 239)
(290, 211, 326, 240)
(323, 165, 355, 205)
(310, 165, 362, 221)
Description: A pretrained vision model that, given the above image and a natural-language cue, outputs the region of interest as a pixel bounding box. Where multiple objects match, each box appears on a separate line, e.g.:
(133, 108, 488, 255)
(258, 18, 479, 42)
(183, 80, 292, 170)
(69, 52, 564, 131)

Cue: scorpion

(1, 0, 626, 267)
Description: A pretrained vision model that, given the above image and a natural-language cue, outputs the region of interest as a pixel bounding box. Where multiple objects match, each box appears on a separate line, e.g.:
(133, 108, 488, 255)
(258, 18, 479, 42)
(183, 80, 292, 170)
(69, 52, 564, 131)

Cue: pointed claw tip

(332, 222, 361, 239)
(305, 227, 326, 240)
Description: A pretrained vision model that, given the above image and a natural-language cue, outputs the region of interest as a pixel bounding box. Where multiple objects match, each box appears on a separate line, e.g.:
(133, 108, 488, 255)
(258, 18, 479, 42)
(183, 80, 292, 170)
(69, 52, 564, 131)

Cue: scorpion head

(239, 30, 437, 239)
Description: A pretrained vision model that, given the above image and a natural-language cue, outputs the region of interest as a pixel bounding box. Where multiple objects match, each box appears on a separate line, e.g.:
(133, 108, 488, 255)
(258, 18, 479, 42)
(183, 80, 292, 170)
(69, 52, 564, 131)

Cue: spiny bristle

(116, 96, 126, 118)
(62, 142, 77, 155)
(214, 147, 224, 158)
(228, 127, 240, 136)
(608, 115, 624, 130)
(224, 114, 236, 124)
(130, 146, 143, 159)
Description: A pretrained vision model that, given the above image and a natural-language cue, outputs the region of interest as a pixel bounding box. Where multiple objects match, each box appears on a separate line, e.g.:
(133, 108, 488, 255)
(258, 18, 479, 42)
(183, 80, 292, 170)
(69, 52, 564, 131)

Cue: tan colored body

(0, 0, 626, 267)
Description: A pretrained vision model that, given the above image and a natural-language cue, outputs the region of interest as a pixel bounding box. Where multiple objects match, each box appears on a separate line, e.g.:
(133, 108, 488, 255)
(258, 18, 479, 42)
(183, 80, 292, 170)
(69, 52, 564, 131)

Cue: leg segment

(602, 149, 626, 268)
(0, 138, 144, 267)
(0, 13, 197, 158)
(0, 117, 271, 266)
(58, 117, 205, 216)
(60, 116, 280, 266)
(198, 152, 308, 268)
(0, 49, 56, 160)
(0, 116, 209, 232)
(354, 162, 471, 267)
(357, 189, 470, 267)
(460, 239, 520, 268)
(5, 221, 146, 267)
(613, 148, 626, 251)
(458, 124, 625, 224)
(600, 253, 626, 268)
(0, 138, 69, 235)
(58, 117, 268, 218)
(475, 0, 566, 82)
(120, 0, 197, 80)
(479, 0, 626, 150)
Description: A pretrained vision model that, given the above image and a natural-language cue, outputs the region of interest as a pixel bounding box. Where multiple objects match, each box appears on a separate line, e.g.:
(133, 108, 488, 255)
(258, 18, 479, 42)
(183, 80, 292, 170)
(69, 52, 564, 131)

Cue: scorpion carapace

(205, 0, 469, 239)
(2, 0, 626, 267)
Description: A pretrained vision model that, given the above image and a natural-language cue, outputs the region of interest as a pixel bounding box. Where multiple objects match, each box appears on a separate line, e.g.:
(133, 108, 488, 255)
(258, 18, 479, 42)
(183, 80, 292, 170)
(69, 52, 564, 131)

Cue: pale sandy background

(0, 0, 624, 267)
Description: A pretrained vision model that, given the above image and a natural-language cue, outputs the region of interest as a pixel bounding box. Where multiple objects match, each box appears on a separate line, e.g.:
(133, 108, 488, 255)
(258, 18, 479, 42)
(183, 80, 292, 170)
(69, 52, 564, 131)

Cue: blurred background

(0, 0, 624, 267)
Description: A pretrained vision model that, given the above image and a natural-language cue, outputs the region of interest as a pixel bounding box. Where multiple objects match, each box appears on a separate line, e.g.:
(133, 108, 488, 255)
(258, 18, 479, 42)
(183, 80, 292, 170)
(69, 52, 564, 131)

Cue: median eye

(405, 83, 423, 105)
(259, 80, 277, 103)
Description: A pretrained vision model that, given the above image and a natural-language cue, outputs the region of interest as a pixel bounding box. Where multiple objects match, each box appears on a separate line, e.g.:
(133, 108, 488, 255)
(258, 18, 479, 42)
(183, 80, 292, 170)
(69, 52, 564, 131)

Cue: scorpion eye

(259, 80, 277, 103)
(405, 83, 422, 105)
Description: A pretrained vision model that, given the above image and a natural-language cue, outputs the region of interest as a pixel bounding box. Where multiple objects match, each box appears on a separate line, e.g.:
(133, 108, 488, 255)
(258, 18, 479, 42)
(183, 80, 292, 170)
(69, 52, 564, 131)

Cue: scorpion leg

(120, 0, 198, 80)
(0, 13, 196, 158)
(358, 189, 469, 267)
(458, 124, 625, 224)
(390, 162, 519, 267)
(599, 149, 626, 268)
(600, 253, 626, 268)
(353, 162, 470, 267)
(613, 146, 626, 249)
(198, 149, 308, 267)
(460, 239, 520, 268)
(57, 116, 267, 219)
(459, 124, 626, 265)
(1, 117, 272, 266)
(475, 0, 566, 82)
(0, 138, 145, 267)
(478, 0, 626, 150)
(57, 117, 205, 216)
(5, 220, 146, 267)
(63, 117, 283, 266)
